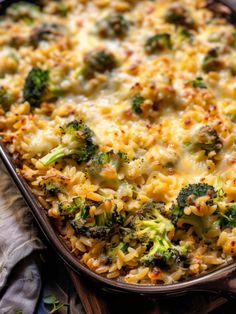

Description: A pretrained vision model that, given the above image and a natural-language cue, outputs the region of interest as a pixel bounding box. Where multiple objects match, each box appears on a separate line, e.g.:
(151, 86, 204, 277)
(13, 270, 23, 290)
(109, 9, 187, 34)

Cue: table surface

(41, 248, 236, 314)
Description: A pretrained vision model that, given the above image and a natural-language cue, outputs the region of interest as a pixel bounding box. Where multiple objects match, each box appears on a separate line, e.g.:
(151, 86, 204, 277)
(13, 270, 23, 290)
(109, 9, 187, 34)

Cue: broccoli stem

(40, 145, 78, 166)
(149, 235, 167, 256)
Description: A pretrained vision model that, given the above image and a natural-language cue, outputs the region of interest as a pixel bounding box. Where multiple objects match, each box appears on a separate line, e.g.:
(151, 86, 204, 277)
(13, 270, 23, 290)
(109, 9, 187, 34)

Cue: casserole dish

(1, 0, 236, 298)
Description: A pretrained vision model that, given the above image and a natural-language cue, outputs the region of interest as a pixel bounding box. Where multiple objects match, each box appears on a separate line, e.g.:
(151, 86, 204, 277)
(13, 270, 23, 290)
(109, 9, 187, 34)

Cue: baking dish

(1, 0, 236, 298)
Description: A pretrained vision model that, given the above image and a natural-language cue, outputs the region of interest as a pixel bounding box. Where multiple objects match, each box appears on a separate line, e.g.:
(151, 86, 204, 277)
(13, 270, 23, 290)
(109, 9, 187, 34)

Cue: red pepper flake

(187, 194, 196, 205)
(152, 267, 161, 279)
(209, 105, 217, 112)
(125, 49, 134, 57)
(184, 118, 192, 125)
(207, 189, 214, 198)
(196, 204, 201, 211)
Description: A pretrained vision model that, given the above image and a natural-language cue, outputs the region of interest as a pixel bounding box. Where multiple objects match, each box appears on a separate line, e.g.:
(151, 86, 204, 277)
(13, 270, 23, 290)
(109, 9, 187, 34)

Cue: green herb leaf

(131, 93, 145, 114)
(43, 295, 59, 305)
(44, 294, 67, 314)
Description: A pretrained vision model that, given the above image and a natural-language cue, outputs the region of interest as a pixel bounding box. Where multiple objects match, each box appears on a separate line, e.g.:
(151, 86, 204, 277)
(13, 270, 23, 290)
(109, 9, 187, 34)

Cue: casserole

(1, 143, 236, 297)
(0, 0, 236, 291)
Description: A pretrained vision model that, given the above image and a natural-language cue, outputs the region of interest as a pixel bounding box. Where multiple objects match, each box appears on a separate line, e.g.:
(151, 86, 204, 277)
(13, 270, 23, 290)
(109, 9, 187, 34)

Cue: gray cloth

(0, 161, 45, 313)
(0, 254, 42, 314)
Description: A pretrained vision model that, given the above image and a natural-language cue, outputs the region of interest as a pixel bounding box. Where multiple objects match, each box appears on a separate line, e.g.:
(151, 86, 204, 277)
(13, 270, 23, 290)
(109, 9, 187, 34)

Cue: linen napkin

(0, 161, 45, 314)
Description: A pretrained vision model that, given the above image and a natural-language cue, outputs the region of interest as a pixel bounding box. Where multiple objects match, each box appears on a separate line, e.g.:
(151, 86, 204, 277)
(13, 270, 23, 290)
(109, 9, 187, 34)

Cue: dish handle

(190, 263, 236, 299)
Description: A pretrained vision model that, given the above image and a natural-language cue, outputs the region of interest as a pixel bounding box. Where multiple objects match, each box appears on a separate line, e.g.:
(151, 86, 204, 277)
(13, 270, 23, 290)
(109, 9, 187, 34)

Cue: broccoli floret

(95, 205, 125, 227)
(177, 183, 216, 209)
(133, 201, 172, 229)
(141, 201, 166, 215)
(165, 5, 195, 28)
(171, 183, 225, 238)
(171, 183, 216, 223)
(23, 67, 71, 106)
(59, 197, 96, 218)
(40, 120, 98, 166)
(202, 48, 223, 73)
(111, 205, 126, 225)
(96, 13, 129, 38)
(6, 1, 40, 23)
(58, 195, 125, 239)
(145, 33, 172, 54)
(218, 205, 236, 228)
(131, 93, 145, 114)
(70, 210, 109, 239)
(82, 50, 117, 78)
(59, 197, 82, 217)
(193, 125, 222, 155)
(191, 77, 207, 89)
(141, 245, 187, 268)
(70, 207, 111, 238)
(70, 202, 125, 239)
(133, 201, 187, 268)
(40, 180, 61, 197)
(0, 86, 13, 111)
(87, 150, 128, 178)
(71, 221, 111, 239)
(140, 232, 187, 268)
(23, 68, 49, 107)
(30, 23, 65, 48)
